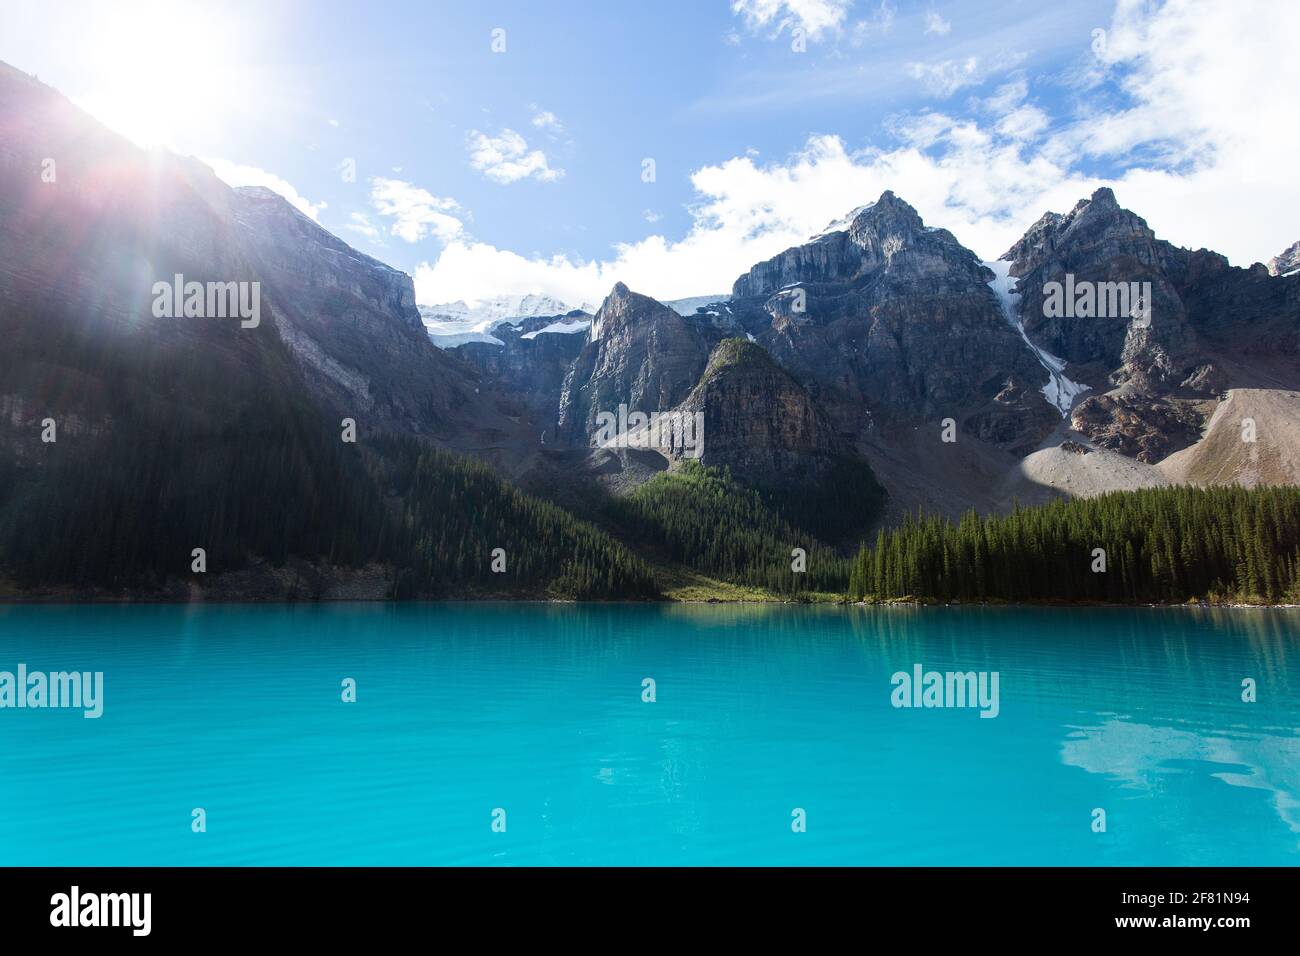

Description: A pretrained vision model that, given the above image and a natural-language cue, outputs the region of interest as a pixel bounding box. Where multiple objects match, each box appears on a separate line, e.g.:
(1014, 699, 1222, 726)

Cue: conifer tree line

(377, 437, 659, 600)
(607, 461, 849, 595)
(847, 485, 1300, 604)
(755, 456, 886, 546)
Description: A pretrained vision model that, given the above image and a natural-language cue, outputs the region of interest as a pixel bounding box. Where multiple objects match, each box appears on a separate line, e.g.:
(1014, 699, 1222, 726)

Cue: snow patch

(985, 259, 1088, 417)
(426, 328, 504, 349)
(814, 202, 874, 239)
(664, 295, 730, 316)
(521, 318, 591, 340)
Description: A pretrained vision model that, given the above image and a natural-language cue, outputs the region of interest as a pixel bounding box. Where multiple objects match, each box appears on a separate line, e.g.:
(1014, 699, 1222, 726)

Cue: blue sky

(3, 0, 1297, 307)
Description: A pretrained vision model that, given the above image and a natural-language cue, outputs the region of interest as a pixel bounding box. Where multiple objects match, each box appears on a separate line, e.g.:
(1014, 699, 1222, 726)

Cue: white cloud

(417, 132, 1073, 307)
(923, 10, 951, 35)
(369, 178, 464, 243)
(644, 209, 663, 224)
(907, 56, 986, 97)
(203, 158, 326, 220)
(731, 0, 852, 41)
(849, 1, 896, 43)
(414, 0, 1300, 305)
(344, 212, 380, 240)
(982, 77, 1028, 114)
(996, 104, 1049, 142)
(466, 128, 564, 184)
(530, 108, 562, 132)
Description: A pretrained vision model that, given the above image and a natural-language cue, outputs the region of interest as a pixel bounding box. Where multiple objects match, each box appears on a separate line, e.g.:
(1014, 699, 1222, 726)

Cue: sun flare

(70, 0, 253, 151)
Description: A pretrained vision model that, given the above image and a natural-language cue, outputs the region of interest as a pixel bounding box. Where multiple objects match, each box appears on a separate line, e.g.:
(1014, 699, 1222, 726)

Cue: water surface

(0, 603, 1295, 865)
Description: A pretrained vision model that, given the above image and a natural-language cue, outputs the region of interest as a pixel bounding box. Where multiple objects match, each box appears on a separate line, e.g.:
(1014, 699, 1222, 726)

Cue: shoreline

(1, 594, 1297, 610)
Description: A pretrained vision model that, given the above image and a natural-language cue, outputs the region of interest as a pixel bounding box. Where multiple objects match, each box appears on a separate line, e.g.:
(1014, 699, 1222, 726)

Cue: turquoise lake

(0, 603, 1296, 866)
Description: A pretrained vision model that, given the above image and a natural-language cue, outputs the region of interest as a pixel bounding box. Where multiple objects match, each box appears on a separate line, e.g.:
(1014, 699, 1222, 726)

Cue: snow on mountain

(812, 202, 874, 239)
(418, 293, 582, 349)
(984, 259, 1088, 417)
(520, 318, 591, 340)
(663, 294, 731, 316)
(1268, 240, 1300, 277)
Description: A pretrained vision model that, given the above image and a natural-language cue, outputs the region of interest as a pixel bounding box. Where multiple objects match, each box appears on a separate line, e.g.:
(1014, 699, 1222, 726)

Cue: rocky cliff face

(558, 282, 711, 442)
(728, 191, 1053, 450)
(1002, 187, 1300, 460)
(451, 312, 590, 443)
(673, 337, 842, 485)
(1005, 188, 1198, 386)
(232, 185, 506, 443)
(1269, 241, 1300, 277)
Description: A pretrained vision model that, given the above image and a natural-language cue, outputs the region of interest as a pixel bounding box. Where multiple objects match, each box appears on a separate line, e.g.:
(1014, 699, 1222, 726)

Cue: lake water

(0, 603, 1296, 866)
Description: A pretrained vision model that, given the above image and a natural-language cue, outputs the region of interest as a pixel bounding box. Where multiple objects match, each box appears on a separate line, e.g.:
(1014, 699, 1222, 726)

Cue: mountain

(1269, 241, 1300, 278)
(557, 282, 712, 442)
(727, 191, 1056, 454)
(1001, 186, 1300, 462)
(232, 185, 514, 447)
(673, 337, 841, 485)
(447, 188, 1297, 529)
(451, 310, 591, 445)
(0, 61, 618, 597)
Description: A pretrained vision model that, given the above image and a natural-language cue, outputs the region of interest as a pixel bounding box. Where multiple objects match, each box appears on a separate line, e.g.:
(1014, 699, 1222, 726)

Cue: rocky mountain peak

(1086, 185, 1119, 208)
(232, 184, 421, 330)
(731, 190, 971, 300)
(558, 285, 711, 441)
(590, 281, 678, 342)
(847, 189, 924, 237)
(1268, 240, 1300, 277)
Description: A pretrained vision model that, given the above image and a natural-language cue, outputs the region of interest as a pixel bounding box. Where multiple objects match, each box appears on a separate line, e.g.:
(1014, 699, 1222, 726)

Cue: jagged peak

(1089, 186, 1118, 207)
(1268, 239, 1300, 277)
(816, 190, 924, 239)
(1065, 185, 1127, 225)
(599, 281, 679, 314)
(590, 282, 682, 341)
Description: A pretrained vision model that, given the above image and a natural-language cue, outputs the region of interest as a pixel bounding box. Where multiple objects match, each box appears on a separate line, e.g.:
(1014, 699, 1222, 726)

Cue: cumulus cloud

(369, 178, 464, 243)
(414, 0, 1300, 307)
(203, 158, 326, 220)
(467, 129, 564, 184)
(731, 0, 852, 41)
(417, 132, 1064, 307)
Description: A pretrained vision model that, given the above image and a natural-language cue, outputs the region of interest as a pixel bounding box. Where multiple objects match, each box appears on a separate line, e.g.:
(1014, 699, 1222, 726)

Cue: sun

(69, 0, 257, 152)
